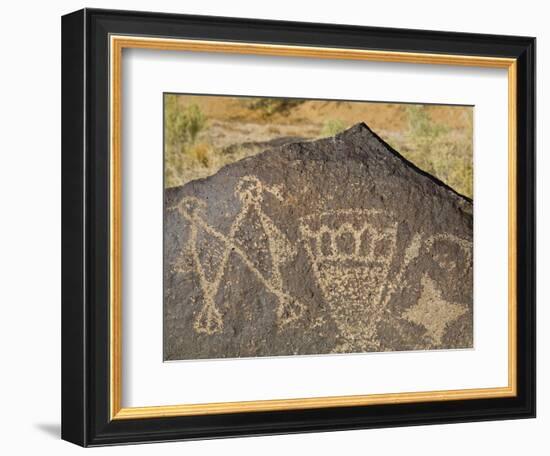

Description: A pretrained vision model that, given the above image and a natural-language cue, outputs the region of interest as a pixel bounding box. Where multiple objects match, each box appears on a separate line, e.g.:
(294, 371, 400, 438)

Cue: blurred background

(164, 94, 473, 198)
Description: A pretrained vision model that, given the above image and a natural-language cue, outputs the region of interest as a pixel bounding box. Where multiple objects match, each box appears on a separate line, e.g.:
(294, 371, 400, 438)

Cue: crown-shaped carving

(299, 209, 398, 265)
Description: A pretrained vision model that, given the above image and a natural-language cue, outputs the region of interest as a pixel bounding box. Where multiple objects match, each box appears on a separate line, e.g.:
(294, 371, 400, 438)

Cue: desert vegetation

(164, 94, 473, 198)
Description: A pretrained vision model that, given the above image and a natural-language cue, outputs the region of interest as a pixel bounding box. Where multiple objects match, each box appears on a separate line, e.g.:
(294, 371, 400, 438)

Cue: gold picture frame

(109, 35, 517, 421)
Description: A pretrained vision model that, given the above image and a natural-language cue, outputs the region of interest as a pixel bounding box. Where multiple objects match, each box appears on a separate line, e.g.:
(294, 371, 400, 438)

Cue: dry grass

(164, 95, 473, 199)
(383, 106, 473, 198)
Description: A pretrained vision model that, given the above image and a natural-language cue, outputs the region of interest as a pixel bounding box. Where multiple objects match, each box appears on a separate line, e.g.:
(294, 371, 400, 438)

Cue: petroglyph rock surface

(164, 123, 473, 360)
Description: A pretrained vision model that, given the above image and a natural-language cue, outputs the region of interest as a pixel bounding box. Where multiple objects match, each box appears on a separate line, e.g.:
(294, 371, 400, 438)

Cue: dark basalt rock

(164, 122, 473, 360)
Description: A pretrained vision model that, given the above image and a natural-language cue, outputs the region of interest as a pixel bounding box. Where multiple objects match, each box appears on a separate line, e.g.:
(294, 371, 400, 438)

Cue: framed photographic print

(61, 8, 536, 447)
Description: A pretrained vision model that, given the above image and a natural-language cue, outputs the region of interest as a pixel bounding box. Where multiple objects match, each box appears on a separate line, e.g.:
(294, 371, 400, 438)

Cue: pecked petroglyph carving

(173, 176, 304, 334)
(402, 274, 468, 344)
(425, 233, 473, 272)
(173, 175, 473, 350)
(172, 175, 472, 346)
(299, 209, 399, 351)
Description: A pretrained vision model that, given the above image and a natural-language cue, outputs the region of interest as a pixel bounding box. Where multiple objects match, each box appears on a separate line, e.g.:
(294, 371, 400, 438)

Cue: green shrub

(165, 96, 206, 147)
(320, 119, 346, 137)
(164, 96, 208, 187)
(406, 105, 447, 143)
(400, 105, 472, 198)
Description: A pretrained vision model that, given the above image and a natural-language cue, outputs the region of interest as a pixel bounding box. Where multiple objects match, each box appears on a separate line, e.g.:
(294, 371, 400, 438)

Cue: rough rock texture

(164, 123, 473, 360)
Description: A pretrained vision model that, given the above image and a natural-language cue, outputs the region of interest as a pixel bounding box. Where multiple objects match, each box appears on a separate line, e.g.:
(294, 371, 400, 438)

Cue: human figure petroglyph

(173, 197, 224, 335)
(173, 176, 304, 334)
